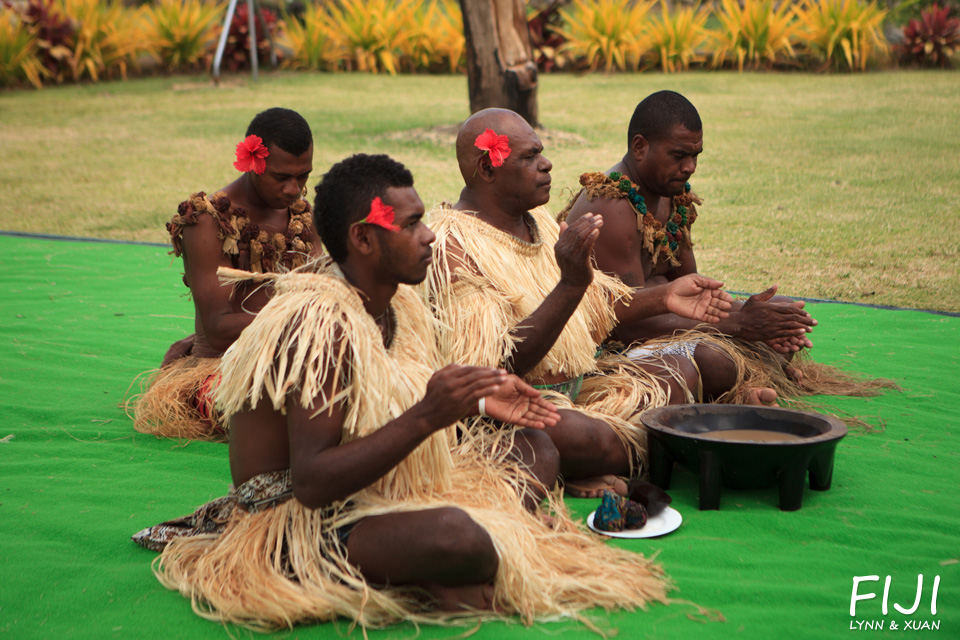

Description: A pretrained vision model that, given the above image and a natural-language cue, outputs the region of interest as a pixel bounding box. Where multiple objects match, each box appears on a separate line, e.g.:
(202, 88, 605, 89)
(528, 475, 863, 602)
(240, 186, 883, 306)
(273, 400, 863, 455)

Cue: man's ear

(475, 154, 496, 183)
(348, 223, 377, 257)
(631, 134, 650, 162)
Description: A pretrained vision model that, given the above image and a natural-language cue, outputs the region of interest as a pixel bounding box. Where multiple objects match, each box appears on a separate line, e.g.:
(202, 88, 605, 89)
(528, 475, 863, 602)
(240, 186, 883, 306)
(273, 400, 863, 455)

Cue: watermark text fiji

(850, 575, 941, 631)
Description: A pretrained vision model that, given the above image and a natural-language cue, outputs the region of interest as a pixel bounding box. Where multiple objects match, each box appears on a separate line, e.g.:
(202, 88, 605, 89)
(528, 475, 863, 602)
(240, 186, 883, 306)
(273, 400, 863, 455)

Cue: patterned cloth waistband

(236, 469, 294, 513)
(131, 469, 294, 552)
(533, 375, 584, 403)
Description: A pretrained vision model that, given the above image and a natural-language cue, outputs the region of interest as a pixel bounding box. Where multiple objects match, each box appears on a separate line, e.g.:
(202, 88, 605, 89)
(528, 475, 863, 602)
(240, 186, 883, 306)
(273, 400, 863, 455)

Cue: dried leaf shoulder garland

(576, 171, 701, 268)
(166, 191, 315, 274)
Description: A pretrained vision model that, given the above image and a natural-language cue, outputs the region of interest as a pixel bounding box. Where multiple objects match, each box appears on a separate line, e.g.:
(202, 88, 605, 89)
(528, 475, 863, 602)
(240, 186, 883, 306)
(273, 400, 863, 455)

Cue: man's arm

(505, 213, 603, 377)
(587, 198, 814, 346)
(180, 215, 258, 353)
(287, 365, 558, 509)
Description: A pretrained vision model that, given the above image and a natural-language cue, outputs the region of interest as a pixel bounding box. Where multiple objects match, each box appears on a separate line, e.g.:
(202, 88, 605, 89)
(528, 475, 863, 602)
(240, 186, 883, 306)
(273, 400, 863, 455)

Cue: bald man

(421, 108, 736, 497)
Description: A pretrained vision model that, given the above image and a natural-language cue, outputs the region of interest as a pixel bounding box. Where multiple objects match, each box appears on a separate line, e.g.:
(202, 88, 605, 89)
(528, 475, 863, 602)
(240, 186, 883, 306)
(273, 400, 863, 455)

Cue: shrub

(558, 0, 656, 72)
(282, 2, 337, 71)
(645, 0, 711, 72)
(898, 3, 960, 67)
(793, 0, 889, 71)
(325, 0, 417, 74)
(430, 0, 466, 73)
(402, 0, 465, 73)
(142, 0, 223, 72)
(528, 0, 570, 72)
(59, 0, 147, 81)
(0, 8, 47, 88)
(710, 0, 800, 70)
(21, 0, 75, 83)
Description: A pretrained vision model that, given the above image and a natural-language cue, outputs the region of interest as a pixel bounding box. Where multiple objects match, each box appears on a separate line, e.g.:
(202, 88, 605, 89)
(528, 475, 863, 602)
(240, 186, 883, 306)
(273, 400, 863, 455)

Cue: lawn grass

(1, 70, 958, 311)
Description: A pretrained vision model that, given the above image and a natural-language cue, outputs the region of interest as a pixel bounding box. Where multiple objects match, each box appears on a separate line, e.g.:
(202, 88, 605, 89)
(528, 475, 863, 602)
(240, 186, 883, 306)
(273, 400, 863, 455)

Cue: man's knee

(549, 410, 600, 452)
(429, 508, 498, 579)
(694, 344, 730, 371)
(516, 427, 560, 486)
(551, 410, 625, 465)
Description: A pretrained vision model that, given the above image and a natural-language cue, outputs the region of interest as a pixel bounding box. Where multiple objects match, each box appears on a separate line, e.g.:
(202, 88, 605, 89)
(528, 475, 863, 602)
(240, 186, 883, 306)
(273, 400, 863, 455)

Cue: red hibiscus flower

(474, 128, 512, 167)
(233, 135, 270, 175)
(354, 196, 400, 232)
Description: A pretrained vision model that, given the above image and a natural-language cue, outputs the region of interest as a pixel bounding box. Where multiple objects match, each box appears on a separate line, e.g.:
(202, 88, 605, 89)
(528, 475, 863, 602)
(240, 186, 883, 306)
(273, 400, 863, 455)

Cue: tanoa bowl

(640, 404, 847, 511)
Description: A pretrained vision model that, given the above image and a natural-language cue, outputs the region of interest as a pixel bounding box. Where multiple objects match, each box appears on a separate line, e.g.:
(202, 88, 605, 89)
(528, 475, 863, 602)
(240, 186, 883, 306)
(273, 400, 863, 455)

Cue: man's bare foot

(784, 365, 806, 387)
(564, 475, 628, 498)
(745, 387, 778, 406)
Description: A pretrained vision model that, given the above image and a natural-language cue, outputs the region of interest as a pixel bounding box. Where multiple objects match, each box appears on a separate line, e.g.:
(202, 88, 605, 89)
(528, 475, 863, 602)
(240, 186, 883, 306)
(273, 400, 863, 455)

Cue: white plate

(587, 506, 682, 539)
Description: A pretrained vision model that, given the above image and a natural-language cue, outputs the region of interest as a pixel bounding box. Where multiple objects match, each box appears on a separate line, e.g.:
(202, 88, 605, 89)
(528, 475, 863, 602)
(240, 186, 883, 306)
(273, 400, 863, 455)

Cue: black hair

(245, 107, 312, 156)
(627, 91, 701, 147)
(313, 154, 414, 263)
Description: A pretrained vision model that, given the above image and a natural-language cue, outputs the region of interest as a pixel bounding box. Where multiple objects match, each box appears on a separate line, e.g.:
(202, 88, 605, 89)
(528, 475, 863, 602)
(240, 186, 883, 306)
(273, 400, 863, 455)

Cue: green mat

(2, 235, 957, 640)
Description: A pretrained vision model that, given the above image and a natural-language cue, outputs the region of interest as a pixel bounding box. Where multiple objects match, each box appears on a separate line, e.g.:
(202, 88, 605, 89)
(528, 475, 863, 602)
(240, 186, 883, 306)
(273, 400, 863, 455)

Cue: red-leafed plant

(220, 3, 282, 72)
(20, 0, 76, 82)
(528, 0, 569, 72)
(899, 4, 960, 68)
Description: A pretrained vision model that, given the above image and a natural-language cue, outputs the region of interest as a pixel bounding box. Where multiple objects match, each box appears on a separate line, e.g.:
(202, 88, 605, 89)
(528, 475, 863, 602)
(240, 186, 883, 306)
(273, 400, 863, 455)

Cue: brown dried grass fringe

(720, 336, 899, 430)
(152, 265, 671, 631)
(639, 329, 900, 429)
(127, 357, 225, 441)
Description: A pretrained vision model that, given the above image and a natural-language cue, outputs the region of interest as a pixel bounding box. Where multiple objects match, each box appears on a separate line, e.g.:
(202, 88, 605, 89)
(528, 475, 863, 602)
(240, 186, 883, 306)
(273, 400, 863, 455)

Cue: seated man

(133, 154, 671, 630)
(563, 90, 893, 403)
(130, 107, 320, 440)
(422, 108, 736, 497)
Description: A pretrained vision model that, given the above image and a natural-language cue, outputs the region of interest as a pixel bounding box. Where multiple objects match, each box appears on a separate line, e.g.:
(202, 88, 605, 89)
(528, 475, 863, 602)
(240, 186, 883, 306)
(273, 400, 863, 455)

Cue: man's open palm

(665, 274, 733, 323)
(484, 375, 560, 429)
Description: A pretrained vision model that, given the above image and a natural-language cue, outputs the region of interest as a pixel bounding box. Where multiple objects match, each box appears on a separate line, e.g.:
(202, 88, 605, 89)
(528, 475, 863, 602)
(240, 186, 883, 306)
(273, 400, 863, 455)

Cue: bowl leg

(809, 448, 836, 491)
(698, 449, 722, 510)
(648, 435, 674, 489)
(777, 456, 810, 511)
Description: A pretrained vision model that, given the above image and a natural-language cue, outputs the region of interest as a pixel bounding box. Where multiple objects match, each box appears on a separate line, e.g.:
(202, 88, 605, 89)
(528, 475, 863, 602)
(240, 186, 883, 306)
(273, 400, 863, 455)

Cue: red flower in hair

(353, 197, 400, 232)
(234, 135, 270, 175)
(474, 128, 511, 167)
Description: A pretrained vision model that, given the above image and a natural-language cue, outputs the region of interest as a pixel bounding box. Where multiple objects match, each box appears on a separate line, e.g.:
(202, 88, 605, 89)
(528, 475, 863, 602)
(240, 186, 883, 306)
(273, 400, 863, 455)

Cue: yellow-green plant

(325, 0, 417, 74)
(645, 0, 711, 72)
(142, 0, 223, 72)
(710, 0, 799, 70)
(558, 0, 656, 72)
(0, 10, 48, 89)
(402, 0, 464, 73)
(59, 0, 147, 81)
(282, 2, 339, 71)
(792, 0, 889, 71)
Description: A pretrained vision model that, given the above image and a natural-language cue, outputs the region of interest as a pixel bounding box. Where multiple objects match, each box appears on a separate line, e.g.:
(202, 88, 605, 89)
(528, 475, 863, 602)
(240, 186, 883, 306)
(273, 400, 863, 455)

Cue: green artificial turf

(1, 234, 958, 640)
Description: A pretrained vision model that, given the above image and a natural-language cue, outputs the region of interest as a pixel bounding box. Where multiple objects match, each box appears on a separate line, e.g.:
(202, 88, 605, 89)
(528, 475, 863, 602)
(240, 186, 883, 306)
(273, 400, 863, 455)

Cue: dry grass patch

(1, 70, 958, 311)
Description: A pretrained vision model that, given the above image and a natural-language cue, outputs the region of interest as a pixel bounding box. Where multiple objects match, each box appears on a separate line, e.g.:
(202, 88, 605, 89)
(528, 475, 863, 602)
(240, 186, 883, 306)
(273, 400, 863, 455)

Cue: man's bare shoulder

(178, 211, 234, 276)
(568, 189, 637, 227)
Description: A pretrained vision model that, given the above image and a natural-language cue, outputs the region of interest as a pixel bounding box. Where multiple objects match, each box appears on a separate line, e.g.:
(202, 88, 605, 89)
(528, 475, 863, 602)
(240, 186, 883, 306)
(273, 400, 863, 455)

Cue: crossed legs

(347, 507, 498, 612)
(342, 428, 560, 612)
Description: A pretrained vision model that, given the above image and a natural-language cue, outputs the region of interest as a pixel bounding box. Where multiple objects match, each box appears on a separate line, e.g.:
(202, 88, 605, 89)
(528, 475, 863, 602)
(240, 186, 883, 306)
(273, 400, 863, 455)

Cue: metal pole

(255, 0, 279, 68)
(246, 0, 259, 81)
(212, 0, 239, 84)
(212, 0, 274, 82)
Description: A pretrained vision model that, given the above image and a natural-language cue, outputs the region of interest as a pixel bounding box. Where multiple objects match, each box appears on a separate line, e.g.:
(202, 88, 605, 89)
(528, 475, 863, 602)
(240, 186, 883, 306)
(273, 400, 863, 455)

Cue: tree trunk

(459, 0, 540, 128)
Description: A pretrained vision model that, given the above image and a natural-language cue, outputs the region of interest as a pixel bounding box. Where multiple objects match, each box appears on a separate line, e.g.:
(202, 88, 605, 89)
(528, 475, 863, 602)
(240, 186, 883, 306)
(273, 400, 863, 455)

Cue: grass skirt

(127, 356, 225, 441)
